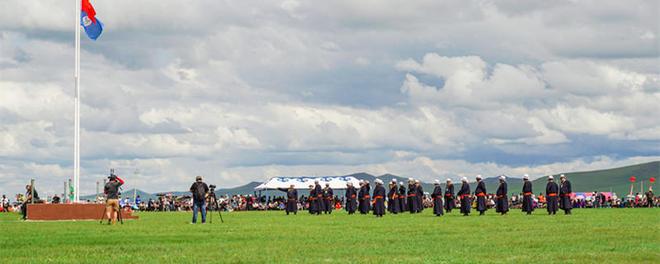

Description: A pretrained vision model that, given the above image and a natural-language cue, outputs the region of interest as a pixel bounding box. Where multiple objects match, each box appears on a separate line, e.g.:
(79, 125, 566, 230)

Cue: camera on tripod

(209, 184, 217, 191)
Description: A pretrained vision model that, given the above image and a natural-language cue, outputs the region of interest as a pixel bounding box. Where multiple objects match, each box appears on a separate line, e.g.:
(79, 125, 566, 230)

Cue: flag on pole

(81, 0, 103, 40)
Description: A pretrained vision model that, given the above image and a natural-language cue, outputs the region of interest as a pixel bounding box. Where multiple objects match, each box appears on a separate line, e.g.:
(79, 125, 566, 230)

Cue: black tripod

(207, 192, 224, 223)
(99, 202, 123, 225)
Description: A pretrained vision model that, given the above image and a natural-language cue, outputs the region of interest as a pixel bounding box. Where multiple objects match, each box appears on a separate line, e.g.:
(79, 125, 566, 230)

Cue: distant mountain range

(81, 161, 659, 201)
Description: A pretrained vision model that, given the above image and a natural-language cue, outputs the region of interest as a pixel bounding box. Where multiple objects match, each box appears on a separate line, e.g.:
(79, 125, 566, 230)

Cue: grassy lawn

(0, 208, 658, 263)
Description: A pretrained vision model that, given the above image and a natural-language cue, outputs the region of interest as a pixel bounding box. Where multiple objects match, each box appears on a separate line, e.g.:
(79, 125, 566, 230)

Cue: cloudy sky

(1, 0, 659, 196)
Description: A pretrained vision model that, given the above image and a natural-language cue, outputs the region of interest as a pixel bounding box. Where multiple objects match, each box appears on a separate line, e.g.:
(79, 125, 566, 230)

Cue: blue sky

(0, 0, 659, 196)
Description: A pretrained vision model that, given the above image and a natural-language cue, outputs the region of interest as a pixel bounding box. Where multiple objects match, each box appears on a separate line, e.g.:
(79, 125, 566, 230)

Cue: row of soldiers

(277, 174, 573, 217)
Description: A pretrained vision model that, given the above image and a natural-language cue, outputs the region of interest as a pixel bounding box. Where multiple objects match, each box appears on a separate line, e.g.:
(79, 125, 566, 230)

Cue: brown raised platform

(26, 203, 138, 221)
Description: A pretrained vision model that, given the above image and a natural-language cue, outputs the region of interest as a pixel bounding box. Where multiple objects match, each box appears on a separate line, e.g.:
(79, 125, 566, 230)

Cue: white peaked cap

(392, 179, 397, 182)
(399, 182, 404, 186)
(434, 180, 440, 185)
(548, 175, 554, 180)
(499, 175, 506, 180)
(446, 178, 452, 182)
(461, 177, 468, 182)
(408, 178, 414, 181)
(476, 174, 482, 180)
(415, 180, 420, 183)
(523, 174, 529, 180)
(375, 179, 383, 184)
(560, 174, 566, 178)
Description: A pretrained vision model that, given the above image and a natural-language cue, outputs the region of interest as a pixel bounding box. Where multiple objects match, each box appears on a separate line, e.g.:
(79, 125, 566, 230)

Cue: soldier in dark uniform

(559, 174, 572, 215)
(431, 180, 444, 217)
(444, 178, 455, 213)
(495, 176, 508, 215)
(415, 180, 424, 212)
(546, 175, 559, 215)
(277, 184, 298, 215)
(522, 174, 533, 215)
(357, 181, 366, 214)
(345, 182, 357, 214)
(398, 182, 407, 213)
(323, 183, 333, 214)
(474, 175, 487, 215)
(364, 181, 371, 213)
(407, 178, 418, 213)
(457, 177, 471, 216)
(308, 184, 316, 214)
(372, 179, 386, 217)
(387, 179, 400, 214)
(314, 181, 324, 215)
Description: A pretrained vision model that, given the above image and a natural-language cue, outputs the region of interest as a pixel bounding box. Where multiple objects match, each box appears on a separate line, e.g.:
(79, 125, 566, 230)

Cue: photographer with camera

(104, 172, 124, 225)
(189, 176, 209, 224)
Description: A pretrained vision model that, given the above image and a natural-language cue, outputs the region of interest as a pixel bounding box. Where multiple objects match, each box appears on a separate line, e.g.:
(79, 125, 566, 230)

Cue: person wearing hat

(387, 179, 400, 214)
(308, 184, 317, 214)
(522, 174, 533, 215)
(431, 180, 444, 217)
(415, 180, 424, 213)
(444, 178, 455, 213)
(323, 183, 334, 214)
(372, 179, 386, 217)
(474, 175, 488, 215)
(345, 182, 358, 214)
(457, 177, 471, 216)
(359, 181, 371, 214)
(397, 182, 407, 213)
(559, 175, 572, 215)
(407, 179, 418, 213)
(313, 180, 324, 215)
(545, 175, 559, 215)
(495, 176, 509, 215)
(277, 184, 298, 215)
(189, 175, 208, 224)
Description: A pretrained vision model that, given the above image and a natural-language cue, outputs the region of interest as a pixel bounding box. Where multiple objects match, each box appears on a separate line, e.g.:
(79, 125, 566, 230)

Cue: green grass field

(1, 209, 658, 263)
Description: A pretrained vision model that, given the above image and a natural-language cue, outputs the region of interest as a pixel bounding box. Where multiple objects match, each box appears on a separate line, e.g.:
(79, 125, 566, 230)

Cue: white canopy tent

(255, 176, 362, 190)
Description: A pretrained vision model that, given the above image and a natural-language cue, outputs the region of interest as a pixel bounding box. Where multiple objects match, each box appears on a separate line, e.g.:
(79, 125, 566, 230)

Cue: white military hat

(392, 179, 397, 183)
(446, 178, 452, 182)
(523, 174, 529, 180)
(375, 179, 383, 184)
(476, 174, 482, 180)
(499, 175, 506, 180)
(434, 179, 440, 185)
(461, 177, 468, 182)
(548, 175, 554, 180)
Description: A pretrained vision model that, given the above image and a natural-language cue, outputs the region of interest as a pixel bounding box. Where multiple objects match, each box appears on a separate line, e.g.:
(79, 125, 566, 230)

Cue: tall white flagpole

(74, 0, 81, 203)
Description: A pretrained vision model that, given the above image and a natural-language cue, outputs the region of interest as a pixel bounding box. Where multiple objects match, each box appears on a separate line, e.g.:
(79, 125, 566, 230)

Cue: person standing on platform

(495, 176, 509, 215)
(308, 184, 317, 214)
(387, 179, 400, 214)
(431, 180, 444, 217)
(457, 177, 471, 216)
(345, 182, 357, 214)
(323, 183, 333, 214)
(415, 180, 424, 212)
(407, 178, 418, 213)
(277, 184, 298, 215)
(444, 178, 455, 213)
(398, 182, 407, 213)
(522, 174, 533, 215)
(559, 175, 572, 215)
(546, 176, 559, 215)
(372, 179, 386, 217)
(474, 175, 487, 215)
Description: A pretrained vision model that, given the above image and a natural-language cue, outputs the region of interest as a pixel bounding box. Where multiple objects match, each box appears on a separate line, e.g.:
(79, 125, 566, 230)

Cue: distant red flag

(651, 177, 656, 183)
(629, 176, 636, 183)
(81, 0, 97, 24)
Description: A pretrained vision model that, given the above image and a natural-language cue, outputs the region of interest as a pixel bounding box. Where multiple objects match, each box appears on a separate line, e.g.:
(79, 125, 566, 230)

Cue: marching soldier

(495, 176, 508, 215)
(323, 183, 333, 214)
(444, 178, 455, 213)
(359, 181, 371, 214)
(458, 177, 471, 216)
(372, 179, 386, 217)
(276, 184, 298, 215)
(308, 184, 317, 214)
(415, 180, 424, 212)
(398, 182, 407, 213)
(522, 174, 533, 215)
(345, 182, 357, 214)
(314, 180, 324, 215)
(559, 175, 572, 215)
(431, 180, 444, 216)
(387, 179, 400, 214)
(546, 175, 559, 215)
(358, 181, 366, 214)
(407, 178, 418, 213)
(474, 175, 487, 215)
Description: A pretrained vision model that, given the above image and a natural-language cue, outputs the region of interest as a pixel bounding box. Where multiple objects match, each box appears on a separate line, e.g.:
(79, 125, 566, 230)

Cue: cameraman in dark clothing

(21, 184, 40, 220)
(104, 173, 125, 225)
(190, 176, 209, 224)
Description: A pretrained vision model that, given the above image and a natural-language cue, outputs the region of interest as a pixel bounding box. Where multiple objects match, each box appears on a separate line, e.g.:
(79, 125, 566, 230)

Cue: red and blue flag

(80, 0, 103, 40)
